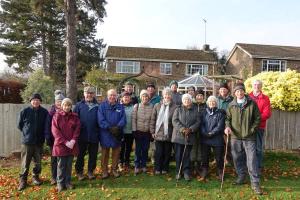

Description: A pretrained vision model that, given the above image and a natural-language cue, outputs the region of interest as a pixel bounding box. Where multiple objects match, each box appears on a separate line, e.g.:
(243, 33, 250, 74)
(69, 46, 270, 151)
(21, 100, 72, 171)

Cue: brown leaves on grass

(0, 174, 18, 199)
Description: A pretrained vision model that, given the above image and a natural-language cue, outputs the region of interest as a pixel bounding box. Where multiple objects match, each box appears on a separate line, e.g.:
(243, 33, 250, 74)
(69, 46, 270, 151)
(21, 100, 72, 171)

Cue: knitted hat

(196, 89, 205, 96)
(146, 82, 155, 89)
(233, 83, 245, 92)
(54, 90, 65, 101)
(219, 82, 229, 90)
(30, 93, 42, 102)
(182, 93, 192, 102)
(84, 86, 95, 93)
(61, 98, 73, 106)
(169, 80, 178, 87)
(140, 89, 149, 98)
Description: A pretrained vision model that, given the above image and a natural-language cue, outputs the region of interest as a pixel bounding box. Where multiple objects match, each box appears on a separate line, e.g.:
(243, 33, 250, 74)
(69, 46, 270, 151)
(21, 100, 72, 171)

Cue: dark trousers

(134, 134, 150, 168)
(174, 143, 192, 175)
(201, 144, 224, 170)
(75, 141, 99, 174)
(154, 141, 172, 172)
(57, 156, 73, 186)
(120, 134, 134, 166)
(19, 144, 43, 179)
(50, 146, 57, 180)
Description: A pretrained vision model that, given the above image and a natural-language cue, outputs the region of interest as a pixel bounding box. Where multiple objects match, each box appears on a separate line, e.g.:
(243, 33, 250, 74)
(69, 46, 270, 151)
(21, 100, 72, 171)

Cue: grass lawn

(0, 151, 299, 200)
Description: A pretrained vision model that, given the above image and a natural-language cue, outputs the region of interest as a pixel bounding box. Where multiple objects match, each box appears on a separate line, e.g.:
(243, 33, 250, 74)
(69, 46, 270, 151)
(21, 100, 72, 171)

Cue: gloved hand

(184, 128, 192, 137)
(109, 126, 122, 141)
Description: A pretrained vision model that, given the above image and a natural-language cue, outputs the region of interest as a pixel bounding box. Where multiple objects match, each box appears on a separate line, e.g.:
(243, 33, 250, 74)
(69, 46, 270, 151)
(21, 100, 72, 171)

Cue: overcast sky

(1, 0, 300, 72)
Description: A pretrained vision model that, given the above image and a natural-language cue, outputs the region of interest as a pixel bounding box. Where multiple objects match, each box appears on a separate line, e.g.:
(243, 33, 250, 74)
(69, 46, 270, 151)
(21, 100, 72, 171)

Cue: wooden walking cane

(220, 134, 230, 191)
(176, 135, 188, 187)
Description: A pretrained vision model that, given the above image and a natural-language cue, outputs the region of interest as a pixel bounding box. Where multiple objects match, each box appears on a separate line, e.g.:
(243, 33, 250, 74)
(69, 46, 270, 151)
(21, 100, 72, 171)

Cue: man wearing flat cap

(74, 86, 100, 180)
(225, 83, 262, 195)
(17, 93, 48, 191)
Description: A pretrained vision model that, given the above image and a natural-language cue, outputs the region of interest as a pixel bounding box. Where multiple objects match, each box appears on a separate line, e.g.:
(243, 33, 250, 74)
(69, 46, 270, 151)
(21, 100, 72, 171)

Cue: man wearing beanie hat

(225, 82, 262, 195)
(146, 82, 161, 105)
(74, 85, 99, 180)
(17, 93, 48, 191)
(170, 80, 182, 106)
(44, 90, 65, 185)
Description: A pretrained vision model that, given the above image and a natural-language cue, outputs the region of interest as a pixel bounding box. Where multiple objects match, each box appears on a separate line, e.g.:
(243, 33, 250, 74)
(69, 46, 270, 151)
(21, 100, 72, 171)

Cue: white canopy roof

(178, 72, 219, 91)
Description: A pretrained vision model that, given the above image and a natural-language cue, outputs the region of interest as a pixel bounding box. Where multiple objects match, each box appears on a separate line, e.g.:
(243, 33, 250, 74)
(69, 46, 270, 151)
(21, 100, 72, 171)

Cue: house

(105, 46, 218, 93)
(226, 43, 300, 78)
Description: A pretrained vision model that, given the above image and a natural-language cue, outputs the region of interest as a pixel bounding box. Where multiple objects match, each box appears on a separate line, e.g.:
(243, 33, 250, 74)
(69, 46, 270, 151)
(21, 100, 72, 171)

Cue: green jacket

(225, 96, 261, 140)
(217, 95, 233, 112)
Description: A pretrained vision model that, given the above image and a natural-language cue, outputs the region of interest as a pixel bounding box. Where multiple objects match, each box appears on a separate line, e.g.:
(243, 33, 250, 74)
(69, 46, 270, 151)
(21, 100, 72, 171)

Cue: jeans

(256, 128, 265, 172)
(154, 141, 172, 172)
(75, 141, 99, 174)
(120, 134, 134, 166)
(174, 143, 192, 175)
(57, 156, 73, 186)
(19, 144, 43, 179)
(231, 139, 260, 184)
(201, 144, 224, 170)
(134, 134, 150, 168)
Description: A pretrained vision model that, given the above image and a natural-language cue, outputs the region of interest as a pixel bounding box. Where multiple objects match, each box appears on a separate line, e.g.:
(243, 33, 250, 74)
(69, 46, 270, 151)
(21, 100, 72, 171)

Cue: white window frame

(116, 61, 140, 74)
(160, 63, 172, 75)
(185, 64, 208, 76)
(95, 87, 102, 96)
(262, 59, 286, 72)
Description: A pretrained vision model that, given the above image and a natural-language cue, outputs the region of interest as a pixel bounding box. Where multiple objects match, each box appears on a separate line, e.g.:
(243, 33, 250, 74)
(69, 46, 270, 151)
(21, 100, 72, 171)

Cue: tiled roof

(105, 46, 216, 62)
(236, 43, 300, 60)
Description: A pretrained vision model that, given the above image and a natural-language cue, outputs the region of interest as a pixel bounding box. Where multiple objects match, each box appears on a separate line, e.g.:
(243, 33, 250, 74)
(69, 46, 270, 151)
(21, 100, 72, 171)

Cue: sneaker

(232, 176, 246, 185)
(161, 170, 168, 175)
(57, 184, 65, 193)
(50, 178, 57, 185)
(252, 183, 263, 195)
(88, 172, 96, 180)
(142, 167, 147, 173)
(184, 173, 191, 181)
(18, 179, 27, 191)
(66, 183, 75, 190)
(134, 168, 140, 176)
(112, 170, 120, 178)
(77, 173, 85, 181)
(32, 176, 42, 186)
(102, 172, 109, 179)
(155, 171, 161, 175)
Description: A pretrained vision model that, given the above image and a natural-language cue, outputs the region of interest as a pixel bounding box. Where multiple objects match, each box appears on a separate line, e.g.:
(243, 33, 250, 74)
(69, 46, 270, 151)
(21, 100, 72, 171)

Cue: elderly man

(17, 93, 48, 191)
(98, 89, 126, 178)
(146, 83, 161, 105)
(170, 80, 182, 106)
(249, 80, 271, 175)
(74, 86, 99, 180)
(225, 83, 262, 195)
(217, 82, 233, 112)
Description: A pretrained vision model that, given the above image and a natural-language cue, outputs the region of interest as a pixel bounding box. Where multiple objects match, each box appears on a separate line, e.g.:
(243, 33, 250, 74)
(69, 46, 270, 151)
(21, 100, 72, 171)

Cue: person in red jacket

(52, 98, 81, 192)
(249, 80, 272, 176)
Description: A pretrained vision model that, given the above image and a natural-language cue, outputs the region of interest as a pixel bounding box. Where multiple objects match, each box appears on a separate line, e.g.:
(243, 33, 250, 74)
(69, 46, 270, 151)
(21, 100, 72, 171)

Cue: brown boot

(200, 168, 208, 179)
(32, 175, 42, 186)
(18, 178, 27, 191)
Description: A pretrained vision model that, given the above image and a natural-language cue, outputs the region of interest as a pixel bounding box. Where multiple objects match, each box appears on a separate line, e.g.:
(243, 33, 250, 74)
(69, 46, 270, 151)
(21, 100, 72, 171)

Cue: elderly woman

(199, 96, 225, 180)
(52, 98, 80, 192)
(132, 89, 153, 175)
(150, 87, 177, 175)
(172, 94, 200, 181)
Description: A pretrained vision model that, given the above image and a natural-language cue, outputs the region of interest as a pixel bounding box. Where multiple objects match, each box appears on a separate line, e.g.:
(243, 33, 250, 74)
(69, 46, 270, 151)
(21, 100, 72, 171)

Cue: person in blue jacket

(199, 96, 225, 181)
(98, 89, 126, 178)
(74, 86, 99, 180)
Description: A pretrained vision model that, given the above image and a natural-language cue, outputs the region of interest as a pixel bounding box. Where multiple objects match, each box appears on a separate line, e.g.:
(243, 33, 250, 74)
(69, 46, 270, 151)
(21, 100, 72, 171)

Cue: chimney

(203, 44, 210, 51)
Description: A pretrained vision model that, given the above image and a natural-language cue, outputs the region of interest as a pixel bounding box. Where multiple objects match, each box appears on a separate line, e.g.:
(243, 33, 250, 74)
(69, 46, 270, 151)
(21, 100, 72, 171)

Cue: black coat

(18, 106, 48, 145)
(200, 107, 225, 146)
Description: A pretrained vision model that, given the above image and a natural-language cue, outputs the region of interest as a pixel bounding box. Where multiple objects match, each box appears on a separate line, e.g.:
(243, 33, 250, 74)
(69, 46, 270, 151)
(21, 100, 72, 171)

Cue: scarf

(155, 101, 170, 135)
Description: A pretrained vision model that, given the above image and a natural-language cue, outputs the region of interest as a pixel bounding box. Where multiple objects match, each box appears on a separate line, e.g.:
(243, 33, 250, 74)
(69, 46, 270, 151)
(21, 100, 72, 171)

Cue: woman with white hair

(172, 93, 200, 181)
(150, 87, 177, 175)
(199, 96, 225, 180)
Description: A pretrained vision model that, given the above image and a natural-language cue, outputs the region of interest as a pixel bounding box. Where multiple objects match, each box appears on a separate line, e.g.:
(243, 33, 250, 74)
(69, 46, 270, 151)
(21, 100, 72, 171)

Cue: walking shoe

(77, 173, 85, 181)
(175, 174, 181, 180)
(57, 184, 65, 193)
(184, 173, 191, 181)
(18, 179, 27, 191)
(66, 183, 75, 190)
(142, 167, 147, 173)
(50, 178, 57, 185)
(199, 168, 208, 179)
(112, 170, 120, 178)
(134, 168, 140, 176)
(155, 171, 161, 175)
(232, 176, 246, 185)
(102, 172, 109, 179)
(88, 172, 96, 180)
(252, 183, 263, 195)
(32, 176, 42, 186)
(161, 170, 168, 175)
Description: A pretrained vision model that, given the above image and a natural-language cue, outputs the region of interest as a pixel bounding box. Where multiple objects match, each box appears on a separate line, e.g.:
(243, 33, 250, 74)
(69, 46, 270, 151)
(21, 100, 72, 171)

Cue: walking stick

(220, 134, 229, 191)
(176, 135, 188, 187)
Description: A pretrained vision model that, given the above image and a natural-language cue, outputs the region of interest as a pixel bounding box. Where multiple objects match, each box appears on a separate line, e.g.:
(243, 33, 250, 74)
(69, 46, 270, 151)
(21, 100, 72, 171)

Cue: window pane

(116, 61, 140, 73)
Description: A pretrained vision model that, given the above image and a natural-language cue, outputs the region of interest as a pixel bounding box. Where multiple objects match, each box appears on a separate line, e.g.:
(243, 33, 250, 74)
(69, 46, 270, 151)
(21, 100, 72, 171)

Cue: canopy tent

(178, 72, 219, 98)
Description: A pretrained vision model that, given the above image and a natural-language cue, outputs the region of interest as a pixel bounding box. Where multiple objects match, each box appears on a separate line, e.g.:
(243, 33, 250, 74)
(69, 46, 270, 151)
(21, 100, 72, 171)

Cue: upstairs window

(160, 63, 172, 75)
(186, 64, 208, 76)
(116, 61, 140, 74)
(262, 60, 286, 72)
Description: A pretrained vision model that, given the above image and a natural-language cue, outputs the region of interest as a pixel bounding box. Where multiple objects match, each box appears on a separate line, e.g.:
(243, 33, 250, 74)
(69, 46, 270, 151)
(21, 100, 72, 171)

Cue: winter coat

(200, 107, 225, 146)
(171, 92, 182, 106)
(149, 95, 161, 105)
(195, 102, 206, 113)
(98, 100, 126, 148)
(132, 103, 153, 133)
(171, 104, 200, 145)
(150, 101, 177, 141)
(44, 105, 58, 146)
(225, 96, 261, 140)
(51, 111, 81, 156)
(74, 99, 99, 143)
(17, 106, 48, 145)
(217, 95, 233, 113)
(123, 104, 134, 134)
(249, 92, 272, 129)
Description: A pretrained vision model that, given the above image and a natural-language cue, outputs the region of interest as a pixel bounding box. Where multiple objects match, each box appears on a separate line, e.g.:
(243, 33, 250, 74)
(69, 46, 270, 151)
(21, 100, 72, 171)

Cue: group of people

(17, 80, 271, 195)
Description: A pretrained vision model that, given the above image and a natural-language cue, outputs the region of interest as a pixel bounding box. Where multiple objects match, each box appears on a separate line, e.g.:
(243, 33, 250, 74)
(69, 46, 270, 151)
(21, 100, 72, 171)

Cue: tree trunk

(64, 0, 77, 102)
(42, 32, 48, 75)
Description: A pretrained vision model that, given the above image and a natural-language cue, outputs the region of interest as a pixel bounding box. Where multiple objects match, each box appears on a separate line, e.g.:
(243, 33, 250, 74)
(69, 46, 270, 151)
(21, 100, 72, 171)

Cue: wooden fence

(0, 104, 299, 157)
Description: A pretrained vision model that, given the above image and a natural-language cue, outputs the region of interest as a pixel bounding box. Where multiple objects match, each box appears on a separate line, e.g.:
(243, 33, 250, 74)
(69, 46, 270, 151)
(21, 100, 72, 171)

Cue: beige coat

(132, 103, 153, 133)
